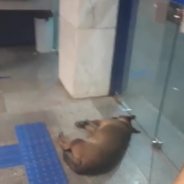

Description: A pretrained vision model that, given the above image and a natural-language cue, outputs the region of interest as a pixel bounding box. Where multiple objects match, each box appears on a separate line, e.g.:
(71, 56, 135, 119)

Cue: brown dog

(58, 115, 140, 175)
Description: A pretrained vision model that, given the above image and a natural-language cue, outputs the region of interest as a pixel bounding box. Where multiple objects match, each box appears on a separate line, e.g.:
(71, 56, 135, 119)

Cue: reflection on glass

(122, 0, 170, 138)
(121, 0, 184, 183)
(157, 28, 184, 170)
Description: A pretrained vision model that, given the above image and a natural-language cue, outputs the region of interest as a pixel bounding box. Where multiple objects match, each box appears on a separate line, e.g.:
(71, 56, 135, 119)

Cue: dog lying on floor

(58, 115, 140, 175)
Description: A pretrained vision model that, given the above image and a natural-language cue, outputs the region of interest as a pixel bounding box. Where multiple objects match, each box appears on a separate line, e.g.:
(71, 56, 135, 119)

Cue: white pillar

(59, 0, 119, 98)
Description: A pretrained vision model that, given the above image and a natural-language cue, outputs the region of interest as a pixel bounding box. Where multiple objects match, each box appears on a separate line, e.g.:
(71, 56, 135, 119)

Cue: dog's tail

(63, 151, 83, 174)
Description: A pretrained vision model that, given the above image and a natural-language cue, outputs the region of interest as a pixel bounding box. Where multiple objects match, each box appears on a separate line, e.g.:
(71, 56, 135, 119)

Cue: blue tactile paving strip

(15, 123, 68, 184)
(0, 144, 23, 169)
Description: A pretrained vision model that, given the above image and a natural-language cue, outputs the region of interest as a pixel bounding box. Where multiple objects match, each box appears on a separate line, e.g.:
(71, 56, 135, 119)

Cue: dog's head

(112, 115, 140, 133)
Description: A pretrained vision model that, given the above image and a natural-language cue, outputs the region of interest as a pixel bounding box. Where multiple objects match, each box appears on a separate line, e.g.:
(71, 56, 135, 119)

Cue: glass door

(120, 0, 184, 183)
(121, 0, 176, 139)
(150, 2, 184, 182)
(153, 0, 184, 173)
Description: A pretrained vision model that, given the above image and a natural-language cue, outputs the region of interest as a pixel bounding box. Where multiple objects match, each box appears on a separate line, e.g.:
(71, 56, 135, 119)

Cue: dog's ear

(118, 115, 140, 133)
(118, 115, 136, 122)
(126, 115, 140, 133)
(127, 115, 136, 121)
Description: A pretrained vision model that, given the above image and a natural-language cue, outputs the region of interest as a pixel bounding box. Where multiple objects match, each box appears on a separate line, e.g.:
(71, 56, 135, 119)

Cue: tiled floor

(0, 47, 179, 184)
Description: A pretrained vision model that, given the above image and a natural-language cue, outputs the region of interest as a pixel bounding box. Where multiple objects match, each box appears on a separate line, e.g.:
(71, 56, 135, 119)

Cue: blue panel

(171, 0, 184, 5)
(0, 144, 23, 169)
(110, 0, 139, 94)
(15, 123, 69, 184)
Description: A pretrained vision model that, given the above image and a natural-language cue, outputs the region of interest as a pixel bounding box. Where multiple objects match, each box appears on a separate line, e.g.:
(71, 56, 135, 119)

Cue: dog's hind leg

(75, 120, 89, 128)
(63, 151, 82, 173)
(84, 125, 96, 133)
(58, 140, 71, 151)
(58, 133, 72, 151)
(75, 119, 103, 128)
(88, 120, 103, 127)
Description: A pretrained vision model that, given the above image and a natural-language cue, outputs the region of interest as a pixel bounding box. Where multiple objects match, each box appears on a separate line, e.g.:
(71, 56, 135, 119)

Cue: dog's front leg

(75, 120, 96, 134)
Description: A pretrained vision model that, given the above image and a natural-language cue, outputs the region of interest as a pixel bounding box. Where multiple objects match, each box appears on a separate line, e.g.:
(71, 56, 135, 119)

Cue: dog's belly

(81, 135, 130, 174)
(82, 142, 124, 168)
(81, 148, 123, 175)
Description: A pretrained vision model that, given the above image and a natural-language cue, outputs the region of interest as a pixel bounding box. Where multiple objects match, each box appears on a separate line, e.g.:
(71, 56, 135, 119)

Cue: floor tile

(92, 97, 126, 118)
(21, 176, 29, 184)
(128, 131, 152, 179)
(86, 153, 148, 184)
(44, 99, 102, 138)
(150, 150, 178, 184)
(0, 166, 25, 180)
(3, 85, 73, 113)
(0, 112, 25, 145)
(0, 92, 7, 113)
(1, 177, 23, 184)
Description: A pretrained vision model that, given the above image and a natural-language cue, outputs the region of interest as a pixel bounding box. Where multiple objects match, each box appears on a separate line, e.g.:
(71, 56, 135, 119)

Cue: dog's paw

(75, 120, 88, 128)
(59, 132, 64, 138)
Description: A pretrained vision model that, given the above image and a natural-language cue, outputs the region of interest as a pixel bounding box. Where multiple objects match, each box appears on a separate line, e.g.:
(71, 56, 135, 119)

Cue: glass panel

(156, 3, 184, 170)
(121, 0, 184, 184)
(121, 0, 174, 138)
